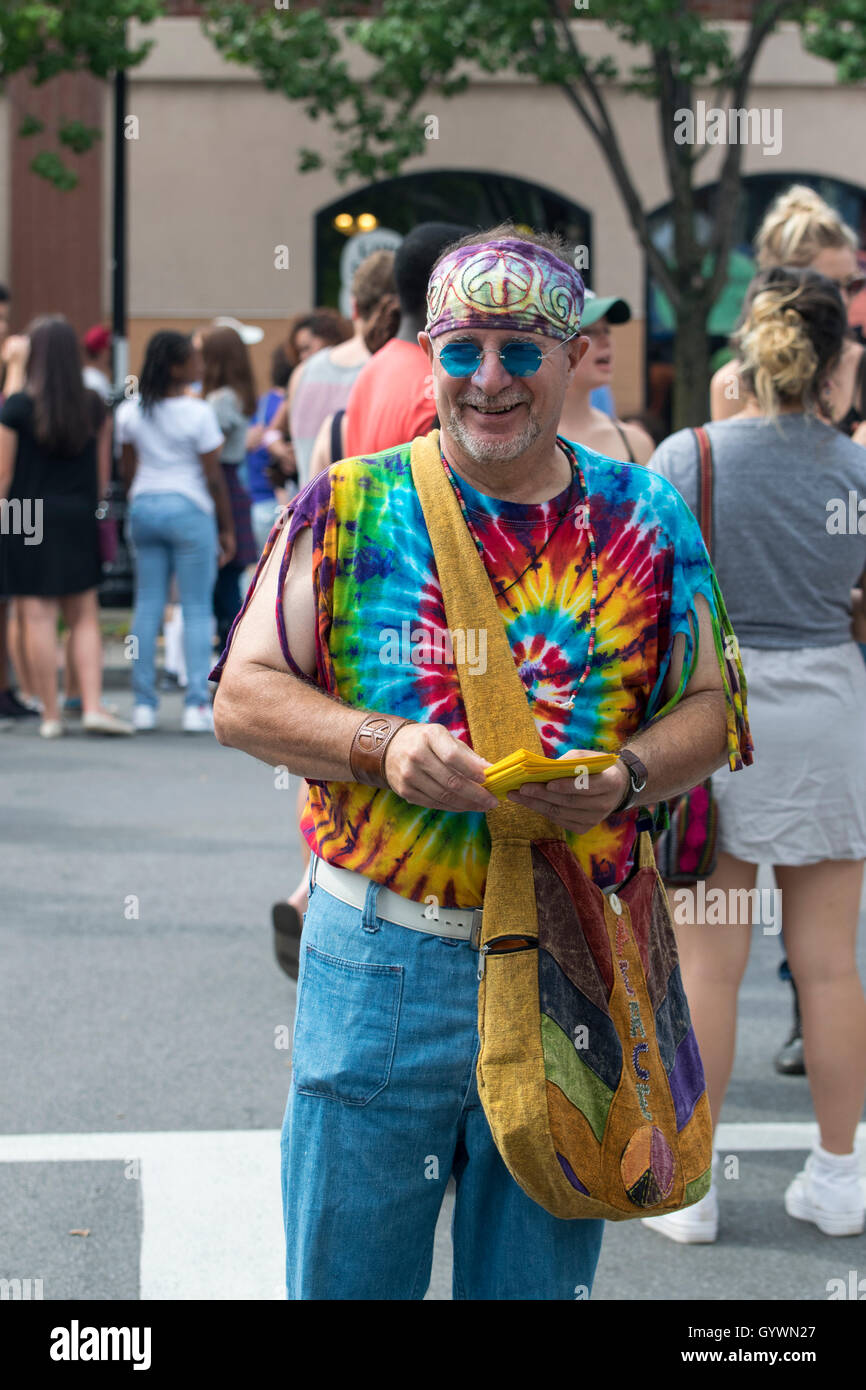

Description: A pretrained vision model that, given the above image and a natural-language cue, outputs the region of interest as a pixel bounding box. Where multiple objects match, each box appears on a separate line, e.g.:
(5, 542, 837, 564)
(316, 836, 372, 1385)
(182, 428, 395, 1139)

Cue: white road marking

(0, 1131, 285, 1301)
(716, 1122, 866, 1154)
(1, 1123, 863, 1299)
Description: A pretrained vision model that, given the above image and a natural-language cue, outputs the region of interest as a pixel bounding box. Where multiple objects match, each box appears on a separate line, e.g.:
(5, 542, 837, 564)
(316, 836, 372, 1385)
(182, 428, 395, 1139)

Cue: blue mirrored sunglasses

(436, 330, 580, 378)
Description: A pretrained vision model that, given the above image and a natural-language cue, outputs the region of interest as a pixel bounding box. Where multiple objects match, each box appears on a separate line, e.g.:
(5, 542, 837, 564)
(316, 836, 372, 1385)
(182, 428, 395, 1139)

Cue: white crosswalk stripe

(0, 1131, 285, 1300)
(1, 1124, 864, 1299)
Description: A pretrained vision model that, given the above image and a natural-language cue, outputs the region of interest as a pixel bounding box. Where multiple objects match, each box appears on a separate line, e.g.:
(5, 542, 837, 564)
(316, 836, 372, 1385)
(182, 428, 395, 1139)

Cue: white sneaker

(82, 710, 135, 736)
(39, 719, 65, 739)
(182, 703, 214, 734)
(641, 1181, 719, 1243)
(785, 1152, 865, 1236)
(132, 705, 159, 732)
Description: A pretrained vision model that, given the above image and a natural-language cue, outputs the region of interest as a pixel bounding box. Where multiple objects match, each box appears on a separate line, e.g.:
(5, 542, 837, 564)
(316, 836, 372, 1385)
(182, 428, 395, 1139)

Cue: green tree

(0, 0, 163, 189)
(202, 0, 866, 428)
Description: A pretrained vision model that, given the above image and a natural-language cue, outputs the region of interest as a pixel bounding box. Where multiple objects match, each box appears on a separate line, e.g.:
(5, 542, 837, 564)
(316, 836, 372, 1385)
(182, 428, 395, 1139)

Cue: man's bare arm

(620, 593, 728, 802)
(213, 520, 498, 813)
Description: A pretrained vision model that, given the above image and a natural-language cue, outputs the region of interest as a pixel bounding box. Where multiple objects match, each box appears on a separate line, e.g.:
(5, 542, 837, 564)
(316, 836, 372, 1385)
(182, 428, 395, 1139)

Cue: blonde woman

(711, 185, 866, 442)
(648, 267, 866, 1243)
(714, 186, 866, 1075)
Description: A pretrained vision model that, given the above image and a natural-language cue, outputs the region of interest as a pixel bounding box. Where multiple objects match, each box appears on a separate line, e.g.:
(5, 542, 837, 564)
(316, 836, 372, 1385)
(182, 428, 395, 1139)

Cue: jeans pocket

(292, 945, 403, 1106)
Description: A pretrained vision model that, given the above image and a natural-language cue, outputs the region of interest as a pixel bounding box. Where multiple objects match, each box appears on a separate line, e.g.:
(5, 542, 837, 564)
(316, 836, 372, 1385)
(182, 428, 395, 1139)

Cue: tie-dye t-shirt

(212, 433, 751, 905)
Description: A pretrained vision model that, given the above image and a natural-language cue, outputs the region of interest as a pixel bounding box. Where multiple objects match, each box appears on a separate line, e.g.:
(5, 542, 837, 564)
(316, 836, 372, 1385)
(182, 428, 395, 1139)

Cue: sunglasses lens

(500, 343, 543, 376)
(438, 344, 480, 376)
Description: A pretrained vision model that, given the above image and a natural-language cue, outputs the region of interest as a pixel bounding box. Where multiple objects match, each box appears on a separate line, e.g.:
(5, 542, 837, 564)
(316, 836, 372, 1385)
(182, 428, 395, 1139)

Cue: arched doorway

(645, 173, 866, 432)
(315, 170, 592, 306)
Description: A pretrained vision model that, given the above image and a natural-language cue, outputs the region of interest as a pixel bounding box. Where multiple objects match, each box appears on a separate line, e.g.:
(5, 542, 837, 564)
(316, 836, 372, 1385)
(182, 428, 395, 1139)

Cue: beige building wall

(4, 17, 863, 413)
(118, 19, 866, 411)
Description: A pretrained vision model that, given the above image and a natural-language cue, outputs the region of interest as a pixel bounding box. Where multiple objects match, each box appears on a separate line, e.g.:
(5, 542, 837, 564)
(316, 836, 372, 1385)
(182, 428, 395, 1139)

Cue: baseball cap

(83, 324, 111, 355)
(212, 316, 264, 345)
(580, 290, 631, 329)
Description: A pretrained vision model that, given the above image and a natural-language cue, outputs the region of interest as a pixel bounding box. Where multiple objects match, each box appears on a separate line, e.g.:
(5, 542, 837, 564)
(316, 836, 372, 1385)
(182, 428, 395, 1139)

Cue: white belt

(310, 855, 484, 948)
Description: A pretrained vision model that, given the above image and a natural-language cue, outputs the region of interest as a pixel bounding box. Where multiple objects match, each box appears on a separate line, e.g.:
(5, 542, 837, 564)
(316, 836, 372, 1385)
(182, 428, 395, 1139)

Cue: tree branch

(696, 0, 797, 155)
(703, 0, 799, 302)
(654, 41, 702, 286)
(544, 0, 679, 305)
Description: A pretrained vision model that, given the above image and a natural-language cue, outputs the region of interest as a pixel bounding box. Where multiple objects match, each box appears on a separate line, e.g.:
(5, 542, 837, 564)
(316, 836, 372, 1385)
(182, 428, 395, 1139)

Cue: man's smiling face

(420, 326, 583, 465)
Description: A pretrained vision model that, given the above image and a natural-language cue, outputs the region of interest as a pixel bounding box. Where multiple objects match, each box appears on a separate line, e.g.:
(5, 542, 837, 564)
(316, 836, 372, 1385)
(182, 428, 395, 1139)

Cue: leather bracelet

(349, 713, 413, 790)
(613, 748, 649, 813)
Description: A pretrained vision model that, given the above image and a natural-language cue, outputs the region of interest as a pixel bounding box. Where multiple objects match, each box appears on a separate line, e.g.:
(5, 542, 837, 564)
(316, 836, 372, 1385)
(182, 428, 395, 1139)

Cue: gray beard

(445, 404, 543, 464)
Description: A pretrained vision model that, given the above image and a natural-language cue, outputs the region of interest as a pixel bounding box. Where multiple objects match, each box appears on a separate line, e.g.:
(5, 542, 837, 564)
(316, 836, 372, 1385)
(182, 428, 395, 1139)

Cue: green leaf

(17, 113, 44, 137)
(801, 0, 866, 84)
(298, 148, 324, 172)
(3, 0, 161, 186)
(58, 119, 101, 154)
(29, 149, 78, 190)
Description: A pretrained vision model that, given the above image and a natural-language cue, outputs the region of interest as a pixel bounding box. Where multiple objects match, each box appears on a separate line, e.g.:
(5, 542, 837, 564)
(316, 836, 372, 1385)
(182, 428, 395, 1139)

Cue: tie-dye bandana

(426, 238, 585, 341)
(211, 438, 752, 908)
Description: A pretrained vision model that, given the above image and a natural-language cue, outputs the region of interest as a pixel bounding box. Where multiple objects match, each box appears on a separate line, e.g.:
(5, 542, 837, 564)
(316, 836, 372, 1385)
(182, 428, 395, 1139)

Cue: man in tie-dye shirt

(212, 226, 751, 1301)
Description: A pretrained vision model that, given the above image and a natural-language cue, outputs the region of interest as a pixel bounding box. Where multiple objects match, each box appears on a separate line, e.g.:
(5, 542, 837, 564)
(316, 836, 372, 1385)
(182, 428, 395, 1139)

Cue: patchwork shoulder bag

(410, 430, 713, 1221)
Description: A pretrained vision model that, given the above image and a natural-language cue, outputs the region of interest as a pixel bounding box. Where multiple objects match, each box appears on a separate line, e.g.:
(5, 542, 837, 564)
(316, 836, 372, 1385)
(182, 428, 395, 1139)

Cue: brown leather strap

(612, 747, 649, 812)
(349, 714, 412, 790)
(612, 418, 636, 464)
(693, 425, 714, 559)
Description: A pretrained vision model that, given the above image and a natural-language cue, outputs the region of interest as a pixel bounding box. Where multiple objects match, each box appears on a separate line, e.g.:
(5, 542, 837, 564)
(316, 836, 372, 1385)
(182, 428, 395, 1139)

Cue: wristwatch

(613, 749, 649, 813)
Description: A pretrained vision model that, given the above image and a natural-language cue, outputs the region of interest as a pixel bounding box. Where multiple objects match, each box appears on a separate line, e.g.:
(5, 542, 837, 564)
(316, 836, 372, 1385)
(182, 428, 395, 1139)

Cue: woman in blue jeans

(117, 332, 236, 732)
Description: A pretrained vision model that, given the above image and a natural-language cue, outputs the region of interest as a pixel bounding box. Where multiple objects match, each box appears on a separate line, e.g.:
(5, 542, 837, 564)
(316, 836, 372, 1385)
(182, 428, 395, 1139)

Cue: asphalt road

(1, 684, 865, 1302)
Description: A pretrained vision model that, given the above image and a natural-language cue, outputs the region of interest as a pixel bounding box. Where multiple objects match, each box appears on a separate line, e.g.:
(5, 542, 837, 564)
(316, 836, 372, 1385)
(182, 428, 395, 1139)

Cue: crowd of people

(209, 197, 866, 1299)
(2, 185, 866, 1275)
(0, 219, 663, 741)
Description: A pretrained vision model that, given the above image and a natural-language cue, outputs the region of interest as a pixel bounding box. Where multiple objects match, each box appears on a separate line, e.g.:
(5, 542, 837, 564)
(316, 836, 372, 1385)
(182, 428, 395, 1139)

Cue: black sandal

(271, 902, 303, 980)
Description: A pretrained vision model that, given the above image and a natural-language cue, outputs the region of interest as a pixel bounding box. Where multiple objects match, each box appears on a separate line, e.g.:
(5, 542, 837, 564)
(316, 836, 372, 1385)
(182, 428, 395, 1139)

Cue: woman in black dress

(0, 316, 132, 737)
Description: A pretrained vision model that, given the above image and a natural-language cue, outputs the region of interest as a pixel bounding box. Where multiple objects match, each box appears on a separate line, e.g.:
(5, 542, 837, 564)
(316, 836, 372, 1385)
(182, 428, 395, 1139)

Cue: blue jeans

(281, 870, 605, 1300)
(129, 493, 217, 708)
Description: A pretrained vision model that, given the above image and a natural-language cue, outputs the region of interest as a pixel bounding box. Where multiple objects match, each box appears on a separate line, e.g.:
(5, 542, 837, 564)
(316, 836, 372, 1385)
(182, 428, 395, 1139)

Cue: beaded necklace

(439, 436, 599, 691)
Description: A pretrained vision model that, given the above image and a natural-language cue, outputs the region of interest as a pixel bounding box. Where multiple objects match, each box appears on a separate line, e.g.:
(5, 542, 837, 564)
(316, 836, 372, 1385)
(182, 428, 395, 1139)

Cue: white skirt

(712, 641, 866, 865)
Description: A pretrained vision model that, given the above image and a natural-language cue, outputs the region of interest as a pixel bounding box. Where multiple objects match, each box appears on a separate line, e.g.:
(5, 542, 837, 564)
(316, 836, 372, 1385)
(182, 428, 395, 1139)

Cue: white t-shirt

(116, 396, 224, 516)
(83, 365, 112, 402)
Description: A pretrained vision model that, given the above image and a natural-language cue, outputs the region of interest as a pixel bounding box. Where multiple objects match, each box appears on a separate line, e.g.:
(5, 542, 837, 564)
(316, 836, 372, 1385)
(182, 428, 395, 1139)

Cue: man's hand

(267, 437, 298, 480)
(505, 751, 630, 835)
(218, 528, 237, 568)
(246, 423, 265, 452)
(1, 334, 29, 366)
(384, 723, 499, 813)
